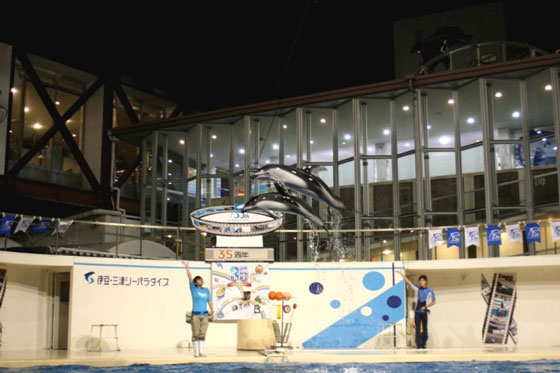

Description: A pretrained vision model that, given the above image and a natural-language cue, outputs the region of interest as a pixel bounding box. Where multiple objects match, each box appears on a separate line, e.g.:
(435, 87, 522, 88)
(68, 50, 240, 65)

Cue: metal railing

(420, 41, 549, 75)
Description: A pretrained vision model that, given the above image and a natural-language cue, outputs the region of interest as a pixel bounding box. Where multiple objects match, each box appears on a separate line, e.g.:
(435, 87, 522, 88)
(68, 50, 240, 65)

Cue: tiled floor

(1, 346, 559, 368)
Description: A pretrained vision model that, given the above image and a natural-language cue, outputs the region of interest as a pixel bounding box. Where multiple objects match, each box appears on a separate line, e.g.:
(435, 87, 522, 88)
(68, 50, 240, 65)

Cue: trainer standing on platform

(397, 270, 436, 349)
(182, 261, 215, 357)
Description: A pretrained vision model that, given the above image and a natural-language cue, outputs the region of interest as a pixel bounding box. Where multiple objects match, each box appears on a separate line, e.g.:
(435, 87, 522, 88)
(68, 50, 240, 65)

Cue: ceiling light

(404, 142, 410, 147)
(272, 144, 279, 150)
(32, 122, 41, 130)
(235, 164, 240, 168)
(10, 88, 16, 93)
(383, 129, 390, 135)
(344, 134, 351, 140)
(545, 84, 552, 91)
(286, 155, 291, 158)
(467, 117, 475, 124)
(179, 139, 185, 145)
(209, 153, 214, 158)
(168, 159, 173, 163)
(447, 99, 455, 104)
(383, 239, 387, 244)
(310, 140, 314, 144)
(211, 134, 217, 140)
(554, 146, 558, 151)
(24, 107, 30, 112)
(382, 249, 392, 255)
(439, 136, 451, 145)
(55, 101, 60, 105)
(167, 198, 170, 201)
(541, 138, 547, 142)
(239, 148, 245, 154)
(402, 105, 410, 111)
(282, 124, 288, 129)
(265, 160, 270, 164)
(512, 111, 520, 118)
(168, 172, 172, 176)
(426, 124, 432, 130)
(320, 118, 326, 124)
(367, 146, 373, 152)
(494, 92, 502, 98)
(72, 133, 76, 137)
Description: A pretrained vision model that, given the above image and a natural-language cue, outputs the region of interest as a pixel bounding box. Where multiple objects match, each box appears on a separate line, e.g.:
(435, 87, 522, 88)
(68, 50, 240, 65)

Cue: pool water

(1, 361, 560, 372)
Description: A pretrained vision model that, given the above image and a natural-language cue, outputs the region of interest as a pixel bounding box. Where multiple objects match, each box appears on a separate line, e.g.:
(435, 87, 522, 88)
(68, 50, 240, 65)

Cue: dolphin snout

(251, 170, 266, 179)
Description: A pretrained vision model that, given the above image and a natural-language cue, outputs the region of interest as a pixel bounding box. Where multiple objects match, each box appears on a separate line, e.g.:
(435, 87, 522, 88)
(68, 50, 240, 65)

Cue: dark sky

(1, 1, 556, 113)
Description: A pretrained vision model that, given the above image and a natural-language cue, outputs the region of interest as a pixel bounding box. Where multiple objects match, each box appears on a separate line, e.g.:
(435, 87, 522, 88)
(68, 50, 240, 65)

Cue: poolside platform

(1, 346, 560, 368)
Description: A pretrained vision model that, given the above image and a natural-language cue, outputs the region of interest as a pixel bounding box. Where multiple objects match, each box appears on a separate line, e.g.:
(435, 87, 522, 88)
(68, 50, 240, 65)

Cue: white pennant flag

(52, 220, 73, 235)
(465, 226, 480, 247)
(505, 223, 522, 243)
(551, 221, 560, 243)
(14, 217, 34, 234)
(428, 228, 443, 249)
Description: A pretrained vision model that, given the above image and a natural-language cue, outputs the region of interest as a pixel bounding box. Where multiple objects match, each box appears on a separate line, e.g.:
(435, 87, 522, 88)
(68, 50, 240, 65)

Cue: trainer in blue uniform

(182, 261, 215, 357)
(397, 270, 436, 349)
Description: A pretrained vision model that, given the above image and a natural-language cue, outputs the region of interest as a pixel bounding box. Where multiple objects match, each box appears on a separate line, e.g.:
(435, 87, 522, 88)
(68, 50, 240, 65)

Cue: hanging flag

(52, 220, 73, 236)
(32, 219, 52, 234)
(465, 226, 480, 247)
(525, 222, 541, 243)
(551, 221, 560, 243)
(446, 227, 461, 248)
(14, 217, 34, 234)
(428, 228, 443, 249)
(486, 225, 502, 246)
(505, 223, 522, 243)
(0, 216, 15, 237)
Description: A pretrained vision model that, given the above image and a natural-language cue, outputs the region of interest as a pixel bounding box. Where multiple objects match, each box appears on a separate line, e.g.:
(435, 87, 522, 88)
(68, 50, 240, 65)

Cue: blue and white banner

(465, 226, 480, 247)
(446, 227, 461, 248)
(505, 223, 522, 243)
(52, 220, 73, 235)
(428, 228, 443, 249)
(525, 222, 541, 243)
(32, 219, 52, 234)
(551, 221, 560, 243)
(486, 225, 502, 246)
(0, 215, 15, 237)
(14, 217, 34, 234)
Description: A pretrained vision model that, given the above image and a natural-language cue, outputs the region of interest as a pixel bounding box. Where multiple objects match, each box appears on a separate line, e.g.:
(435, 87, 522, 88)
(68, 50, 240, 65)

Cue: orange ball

(268, 291, 276, 300)
(283, 292, 292, 300)
(275, 292, 284, 300)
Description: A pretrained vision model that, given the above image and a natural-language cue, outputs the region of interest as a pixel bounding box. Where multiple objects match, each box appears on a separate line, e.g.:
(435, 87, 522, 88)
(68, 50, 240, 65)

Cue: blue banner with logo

(0, 215, 15, 237)
(525, 222, 541, 243)
(32, 219, 52, 234)
(446, 227, 461, 248)
(486, 225, 502, 246)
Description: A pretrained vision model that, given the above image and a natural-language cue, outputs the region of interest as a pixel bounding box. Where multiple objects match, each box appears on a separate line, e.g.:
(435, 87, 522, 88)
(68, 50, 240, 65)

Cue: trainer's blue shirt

(411, 284, 435, 313)
(190, 281, 210, 314)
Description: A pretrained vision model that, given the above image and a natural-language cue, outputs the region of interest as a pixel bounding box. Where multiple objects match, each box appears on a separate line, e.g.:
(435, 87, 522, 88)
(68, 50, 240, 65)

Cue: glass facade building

(111, 57, 560, 262)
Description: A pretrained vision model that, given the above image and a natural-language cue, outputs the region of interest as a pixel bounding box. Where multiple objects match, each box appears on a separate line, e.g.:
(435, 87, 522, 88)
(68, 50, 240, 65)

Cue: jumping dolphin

(251, 164, 345, 210)
(241, 193, 329, 234)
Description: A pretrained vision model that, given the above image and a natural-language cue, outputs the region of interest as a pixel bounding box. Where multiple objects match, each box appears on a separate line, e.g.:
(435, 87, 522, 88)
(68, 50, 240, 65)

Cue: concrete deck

(1, 346, 559, 368)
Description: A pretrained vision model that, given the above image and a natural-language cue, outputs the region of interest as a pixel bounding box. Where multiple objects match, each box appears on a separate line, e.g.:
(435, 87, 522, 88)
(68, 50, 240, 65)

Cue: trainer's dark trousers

(414, 311, 428, 348)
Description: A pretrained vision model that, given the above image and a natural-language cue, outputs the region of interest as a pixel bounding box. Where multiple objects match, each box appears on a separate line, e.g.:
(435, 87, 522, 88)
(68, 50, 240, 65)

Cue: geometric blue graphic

(32, 219, 52, 234)
(362, 271, 385, 291)
(84, 271, 95, 284)
(330, 299, 341, 309)
(387, 295, 402, 308)
(0, 215, 15, 237)
(309, 282, 324, 295)
(486, 225, 502, 245)
(303, 280, 405, 348)
(446, 227, 461, 248)
(525, 222, 541, 243)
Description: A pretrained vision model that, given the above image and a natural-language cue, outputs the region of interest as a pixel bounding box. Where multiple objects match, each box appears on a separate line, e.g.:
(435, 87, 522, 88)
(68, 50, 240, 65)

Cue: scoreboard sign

(205, 248, 274, 262)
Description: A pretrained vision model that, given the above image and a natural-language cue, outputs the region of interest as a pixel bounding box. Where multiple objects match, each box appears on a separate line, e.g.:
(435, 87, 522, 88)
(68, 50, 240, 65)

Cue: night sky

(1, 1, 556, 113)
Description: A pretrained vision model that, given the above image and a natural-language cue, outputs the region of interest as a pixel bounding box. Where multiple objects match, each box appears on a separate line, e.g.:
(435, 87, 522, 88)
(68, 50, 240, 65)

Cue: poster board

(211, 262, 270, 320)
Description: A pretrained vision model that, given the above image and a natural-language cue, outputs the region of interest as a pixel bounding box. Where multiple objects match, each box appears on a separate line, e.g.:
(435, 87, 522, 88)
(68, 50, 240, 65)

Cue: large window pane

(360, 99, 392, 155)
(526, 69, 554, 131)
(494, 144, 525, 208)
(362, 159, 392, 217)
(426, 152, 457, 212)
(337, 101, 353, 160)
(423, 89, 455, 148)
(395, 92, 414, 153)
(303, 108, 333, 162)
(459, 79, 482, 146)
(489, 79, 522, 141)
(461, 146, 485, 217)
(281, 110, 297, 165)
(200, 124, 230, 174)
